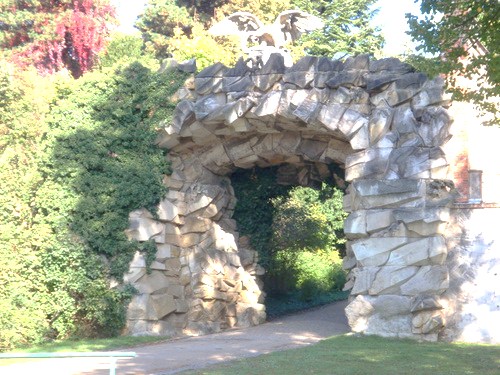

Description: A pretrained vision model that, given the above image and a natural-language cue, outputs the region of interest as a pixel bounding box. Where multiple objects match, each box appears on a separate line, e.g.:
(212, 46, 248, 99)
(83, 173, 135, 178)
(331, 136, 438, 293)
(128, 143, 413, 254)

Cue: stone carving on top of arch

(124, 53, 455, 341)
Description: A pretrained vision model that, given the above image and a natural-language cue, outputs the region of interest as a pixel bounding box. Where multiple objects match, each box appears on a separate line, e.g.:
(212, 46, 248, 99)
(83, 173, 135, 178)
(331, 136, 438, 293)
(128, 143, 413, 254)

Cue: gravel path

(2, 300, 350, 375)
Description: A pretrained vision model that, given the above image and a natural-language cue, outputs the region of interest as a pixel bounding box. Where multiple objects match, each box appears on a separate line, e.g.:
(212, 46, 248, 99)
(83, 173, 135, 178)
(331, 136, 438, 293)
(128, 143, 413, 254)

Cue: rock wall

(123, 54, 455, 340)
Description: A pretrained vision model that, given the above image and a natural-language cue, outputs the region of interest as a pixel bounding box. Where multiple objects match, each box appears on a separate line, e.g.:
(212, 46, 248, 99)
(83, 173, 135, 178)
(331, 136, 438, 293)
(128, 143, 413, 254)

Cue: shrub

(231, 167, 347, 302)
(0, 58, 188, 349)
(295, 250, 346, 301)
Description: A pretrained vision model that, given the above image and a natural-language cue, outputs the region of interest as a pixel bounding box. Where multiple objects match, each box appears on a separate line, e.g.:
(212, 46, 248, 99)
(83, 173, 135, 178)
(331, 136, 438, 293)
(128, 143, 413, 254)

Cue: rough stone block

(222, 76, 254, 93)
(417, 107, 451, 147)
(156, 244, 181, 260)
(127, 294, 150, 320)
(412, 311, 444, 334)
(150, 261, 166, 270)
(348, 179, 426, 210)
(344, 210, 367, 239)
(316, 103, 346, 132)
(346, 294, 415, 338)
(369, 266, 419, 295)
(175, 299, 189, 313)
(126, 216, 164, 242)
(350, 267, 378, 294)
(349, 123, 370, 150)
(158, 199, 179, 222)
(365, 72, 400, 92)
(344, 54, 370, 70)
(369, 57, 414, 74)
(298, 139, 328, 161)
(394, 208, 450, 236)
(134, 271, 172, 294)
(283, 56, 318, 88)
(173, 100, 196, 132)
(251, 91, 282, 117)
(236, 303, 266, 327)
(369, 107, 393, 145)
(165, 233, 202, 248)
(338, 109, 368, 139)
(411, 295, 443, 313)
(352, 237, 408, 267)
(253, 61, 284, 91)
(387, 236, 447, 266)
(326, 70, 363, 88)
(180, 216, 212, 234)
(123, 267, 146, 284)
(194, 77, 222, 95)
(293, 97, 321, 123)
(366, 210, 394, 233)
(150, 293, 177, 319)
(395, 72, 427, 91)
(194, 93, 227, 120)
(400, 265, 449, 295)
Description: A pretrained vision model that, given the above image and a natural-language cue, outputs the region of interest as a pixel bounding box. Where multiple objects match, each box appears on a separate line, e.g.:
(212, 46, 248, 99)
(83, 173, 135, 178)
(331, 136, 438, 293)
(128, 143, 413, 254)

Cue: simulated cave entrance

(229, 164, 348, 317)
(124, 54, 455, 341)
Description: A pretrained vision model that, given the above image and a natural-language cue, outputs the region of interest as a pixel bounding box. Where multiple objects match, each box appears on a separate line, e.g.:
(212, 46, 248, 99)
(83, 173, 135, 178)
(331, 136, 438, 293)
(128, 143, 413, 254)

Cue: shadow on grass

(184, 335, 500, 375)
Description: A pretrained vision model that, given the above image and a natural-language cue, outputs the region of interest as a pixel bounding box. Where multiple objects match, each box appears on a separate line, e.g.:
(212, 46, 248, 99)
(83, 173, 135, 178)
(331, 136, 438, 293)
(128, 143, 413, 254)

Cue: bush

(0, 58, 188, 349)
(295, 250, 346, 301)
(231, 167, 348, 306)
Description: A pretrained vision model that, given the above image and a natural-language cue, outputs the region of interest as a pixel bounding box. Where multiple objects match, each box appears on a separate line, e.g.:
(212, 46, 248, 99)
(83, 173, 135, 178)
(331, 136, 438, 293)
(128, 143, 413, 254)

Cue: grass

(0, 335, 170, 366)
(182, 334, 500, 375)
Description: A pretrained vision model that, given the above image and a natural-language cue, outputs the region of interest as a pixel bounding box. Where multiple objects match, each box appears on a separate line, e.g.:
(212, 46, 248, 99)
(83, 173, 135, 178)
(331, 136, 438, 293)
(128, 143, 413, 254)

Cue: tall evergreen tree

(0, 0, 116, 77)
(291, 0, 384, 57)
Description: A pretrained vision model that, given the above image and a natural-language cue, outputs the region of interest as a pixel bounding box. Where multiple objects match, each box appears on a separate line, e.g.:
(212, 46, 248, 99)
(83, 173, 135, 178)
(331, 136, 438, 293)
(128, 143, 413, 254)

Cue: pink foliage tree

(1, 0, 116, 77)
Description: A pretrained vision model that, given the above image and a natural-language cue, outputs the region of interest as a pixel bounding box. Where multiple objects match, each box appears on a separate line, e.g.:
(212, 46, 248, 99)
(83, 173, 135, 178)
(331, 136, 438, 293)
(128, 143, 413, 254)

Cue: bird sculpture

(209, 10, 324, 66)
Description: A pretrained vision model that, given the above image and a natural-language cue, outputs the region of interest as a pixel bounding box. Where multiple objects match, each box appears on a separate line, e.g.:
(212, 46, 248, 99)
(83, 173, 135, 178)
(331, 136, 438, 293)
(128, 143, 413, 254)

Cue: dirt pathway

(2, 300, 350, 375)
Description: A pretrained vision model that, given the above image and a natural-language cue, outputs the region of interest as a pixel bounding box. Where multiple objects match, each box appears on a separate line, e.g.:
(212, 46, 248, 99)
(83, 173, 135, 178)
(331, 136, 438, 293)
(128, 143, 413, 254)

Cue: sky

(110, 0, 422, 56)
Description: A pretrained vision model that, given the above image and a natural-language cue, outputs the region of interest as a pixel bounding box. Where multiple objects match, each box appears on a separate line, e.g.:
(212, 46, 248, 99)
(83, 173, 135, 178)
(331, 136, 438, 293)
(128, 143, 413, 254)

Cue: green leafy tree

(165, 23, 240, 70)
(135, 0, 195, 60)
(0, 0, 116, 77)
(0, 57, 188, 348)
(0, 62, 54, 348)
(99, 33, 152, 68)
(291, 0, 384, 57)
(232, 168, 347, 299)
(406, 0, 499, 124)
(268, 184, 347, 295)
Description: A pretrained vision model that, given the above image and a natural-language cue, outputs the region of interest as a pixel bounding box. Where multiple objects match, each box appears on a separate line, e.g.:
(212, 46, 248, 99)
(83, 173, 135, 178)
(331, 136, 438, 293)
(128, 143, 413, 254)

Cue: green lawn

(182, 334, 500, 375)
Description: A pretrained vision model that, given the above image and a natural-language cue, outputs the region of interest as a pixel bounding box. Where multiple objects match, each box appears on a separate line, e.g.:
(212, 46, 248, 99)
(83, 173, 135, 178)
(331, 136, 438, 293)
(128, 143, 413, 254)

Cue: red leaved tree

(1, 0, 116, 78)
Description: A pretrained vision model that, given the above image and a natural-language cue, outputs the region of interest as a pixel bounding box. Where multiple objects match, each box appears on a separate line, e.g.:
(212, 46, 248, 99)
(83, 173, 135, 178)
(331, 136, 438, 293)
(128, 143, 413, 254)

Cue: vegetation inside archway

(231, 167, 349, 318)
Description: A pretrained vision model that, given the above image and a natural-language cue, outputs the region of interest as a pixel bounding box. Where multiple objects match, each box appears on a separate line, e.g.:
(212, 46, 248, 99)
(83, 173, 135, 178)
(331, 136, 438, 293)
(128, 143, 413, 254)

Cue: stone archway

(124, 54, 454, 341)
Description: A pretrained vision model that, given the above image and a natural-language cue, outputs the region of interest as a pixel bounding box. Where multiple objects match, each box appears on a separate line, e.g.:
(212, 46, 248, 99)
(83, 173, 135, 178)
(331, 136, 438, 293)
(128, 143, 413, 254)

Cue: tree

(177, 0, 230, 21)
(135, 0, 195, 60)
(0, 0, 116, 77)
(406, 0, 499, 125)
(98, 33, 157, 68)
(291, 0, 384, 57)
(0, 57, 189, 348)
(137, 0, 383, 67)
(214, 0, 292, 23)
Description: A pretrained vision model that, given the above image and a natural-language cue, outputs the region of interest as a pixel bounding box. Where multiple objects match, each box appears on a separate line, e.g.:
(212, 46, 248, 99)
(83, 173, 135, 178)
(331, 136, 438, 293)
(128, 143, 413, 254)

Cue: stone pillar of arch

(124, 54, 455, 341)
